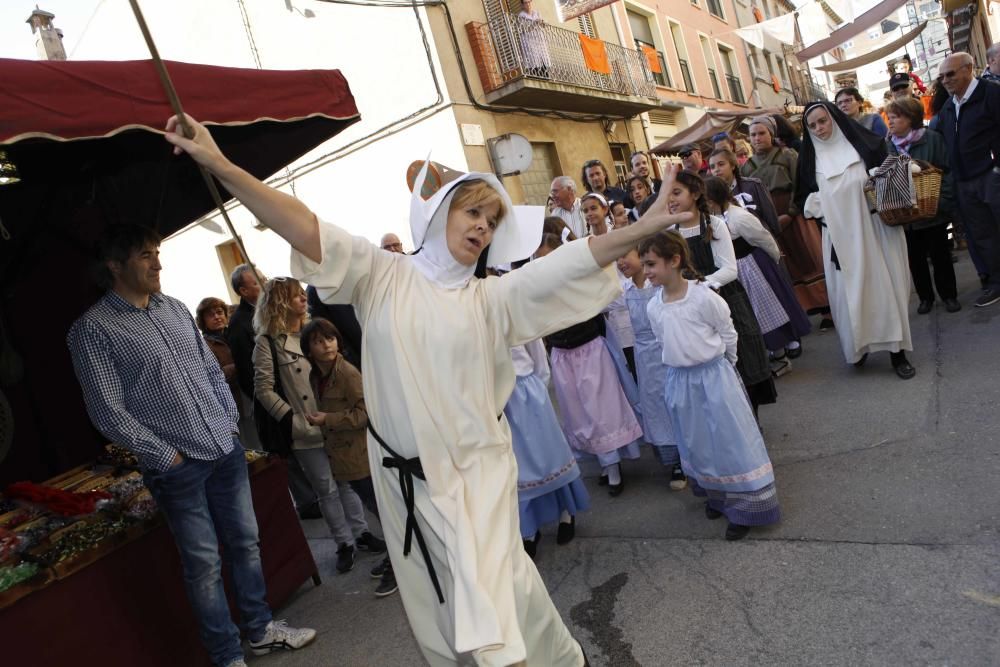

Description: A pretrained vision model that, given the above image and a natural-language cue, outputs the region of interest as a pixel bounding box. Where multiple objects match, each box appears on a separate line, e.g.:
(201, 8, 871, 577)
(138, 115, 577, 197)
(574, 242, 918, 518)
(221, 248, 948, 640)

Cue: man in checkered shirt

(67, 224, 315, 667)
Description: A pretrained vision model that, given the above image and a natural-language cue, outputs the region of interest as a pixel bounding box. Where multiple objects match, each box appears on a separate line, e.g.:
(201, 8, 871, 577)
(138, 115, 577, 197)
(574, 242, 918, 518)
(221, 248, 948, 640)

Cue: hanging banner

(759, 13, 797, 46)
(579, 33, 611, 74)
(640, 44, 662, 73)
(797, 2, 829, 48)
(555, 0, 616, 22)
(813, 22, 928, 72)
(796, 0, 907, 60)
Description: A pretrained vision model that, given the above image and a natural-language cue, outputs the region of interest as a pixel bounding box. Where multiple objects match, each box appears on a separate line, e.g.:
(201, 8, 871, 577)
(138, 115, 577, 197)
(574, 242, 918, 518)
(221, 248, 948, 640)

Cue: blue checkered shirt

(67, 291, 239, 472)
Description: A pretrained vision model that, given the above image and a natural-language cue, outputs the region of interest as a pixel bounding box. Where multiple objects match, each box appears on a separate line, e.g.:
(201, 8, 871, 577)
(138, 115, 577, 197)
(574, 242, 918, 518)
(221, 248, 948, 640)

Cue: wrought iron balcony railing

(468, 15, 657, 100)
(677, 59, 695, 93)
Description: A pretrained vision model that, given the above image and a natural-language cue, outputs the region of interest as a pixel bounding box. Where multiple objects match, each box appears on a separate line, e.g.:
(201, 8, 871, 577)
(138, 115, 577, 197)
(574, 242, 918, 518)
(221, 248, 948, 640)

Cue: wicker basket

(864, 163, 943, 227)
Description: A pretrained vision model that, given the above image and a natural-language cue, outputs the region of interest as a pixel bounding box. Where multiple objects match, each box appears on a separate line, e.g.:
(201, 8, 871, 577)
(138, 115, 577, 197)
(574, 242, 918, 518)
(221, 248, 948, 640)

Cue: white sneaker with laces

(249, 620, 317, 656)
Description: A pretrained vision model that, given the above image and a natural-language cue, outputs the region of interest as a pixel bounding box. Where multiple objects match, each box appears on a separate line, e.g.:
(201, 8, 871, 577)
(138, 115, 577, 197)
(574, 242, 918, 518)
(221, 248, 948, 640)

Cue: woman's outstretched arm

(164, 114, 321, 263)
(587, 163, 692, 266)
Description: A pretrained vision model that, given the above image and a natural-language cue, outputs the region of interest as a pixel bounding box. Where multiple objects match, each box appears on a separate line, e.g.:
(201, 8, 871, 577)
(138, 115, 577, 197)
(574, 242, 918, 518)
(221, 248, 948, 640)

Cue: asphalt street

(260, 256, 999, 667)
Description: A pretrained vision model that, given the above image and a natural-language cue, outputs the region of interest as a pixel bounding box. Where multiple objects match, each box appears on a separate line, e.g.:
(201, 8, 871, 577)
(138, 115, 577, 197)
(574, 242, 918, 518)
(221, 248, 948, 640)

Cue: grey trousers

(293, 446, 368, 546)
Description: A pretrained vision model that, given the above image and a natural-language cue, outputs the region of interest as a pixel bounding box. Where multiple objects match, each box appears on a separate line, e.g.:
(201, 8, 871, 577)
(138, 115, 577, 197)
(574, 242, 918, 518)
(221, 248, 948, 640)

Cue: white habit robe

(809, 125, 912, 364)
(292, 220, 620, 666)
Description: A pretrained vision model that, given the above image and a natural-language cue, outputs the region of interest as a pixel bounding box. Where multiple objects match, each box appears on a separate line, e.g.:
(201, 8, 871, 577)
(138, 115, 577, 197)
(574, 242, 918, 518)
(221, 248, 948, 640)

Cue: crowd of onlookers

(63, 45, 1000, 667)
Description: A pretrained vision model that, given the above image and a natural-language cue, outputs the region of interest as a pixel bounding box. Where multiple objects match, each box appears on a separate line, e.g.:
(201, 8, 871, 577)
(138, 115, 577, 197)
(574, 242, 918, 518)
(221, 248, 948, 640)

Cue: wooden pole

(127, 0, 266, 288)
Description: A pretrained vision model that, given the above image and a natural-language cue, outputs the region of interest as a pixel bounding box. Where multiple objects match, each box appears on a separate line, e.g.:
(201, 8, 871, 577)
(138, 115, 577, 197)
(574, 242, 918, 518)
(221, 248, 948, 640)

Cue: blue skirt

(505, 373, 587, 501)
(665, 356, 775, 493)
(518, 477, 590, 539)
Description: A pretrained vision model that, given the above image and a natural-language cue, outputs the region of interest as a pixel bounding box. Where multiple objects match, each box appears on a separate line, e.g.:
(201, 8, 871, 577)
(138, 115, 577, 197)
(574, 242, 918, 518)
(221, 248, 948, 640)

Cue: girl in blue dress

(641, 230, 780, 540)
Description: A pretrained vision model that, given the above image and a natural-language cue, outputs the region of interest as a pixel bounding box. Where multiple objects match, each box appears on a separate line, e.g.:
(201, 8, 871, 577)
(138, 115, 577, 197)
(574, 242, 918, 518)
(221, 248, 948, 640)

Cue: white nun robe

(292, 165, 620, 666)
(804, 121, 912, 364)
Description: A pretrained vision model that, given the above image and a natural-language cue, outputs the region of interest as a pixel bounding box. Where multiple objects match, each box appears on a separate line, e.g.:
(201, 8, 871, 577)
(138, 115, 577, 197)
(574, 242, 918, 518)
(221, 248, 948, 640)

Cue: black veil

(796, 101, 888, 212)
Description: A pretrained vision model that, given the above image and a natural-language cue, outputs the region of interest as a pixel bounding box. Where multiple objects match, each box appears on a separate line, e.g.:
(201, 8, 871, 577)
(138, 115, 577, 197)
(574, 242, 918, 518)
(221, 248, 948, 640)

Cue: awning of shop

(814, 22, 929, 72)
(796, 0, 909, 61)
(650, 107, 786, 155)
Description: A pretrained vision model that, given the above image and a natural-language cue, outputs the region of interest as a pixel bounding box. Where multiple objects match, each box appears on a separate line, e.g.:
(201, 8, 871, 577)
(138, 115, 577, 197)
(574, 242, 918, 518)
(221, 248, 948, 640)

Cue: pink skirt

(550, 337, 644, 455)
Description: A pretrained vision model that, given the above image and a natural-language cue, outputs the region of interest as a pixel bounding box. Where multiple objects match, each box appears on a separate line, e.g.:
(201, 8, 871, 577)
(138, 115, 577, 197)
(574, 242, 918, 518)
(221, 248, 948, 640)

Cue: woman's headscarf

(749, 115, 777, 138)
(408, 159, 542, 289)
(796, 101, 887, 211)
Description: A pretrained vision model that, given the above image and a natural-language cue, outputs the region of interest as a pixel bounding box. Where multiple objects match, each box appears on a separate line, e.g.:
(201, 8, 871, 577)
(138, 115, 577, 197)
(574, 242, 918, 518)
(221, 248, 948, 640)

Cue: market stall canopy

(814, 22, 928, 72)
(650, 107, 786, 155)
(796, 0, 908, 61)
(0, 58, 360, 485)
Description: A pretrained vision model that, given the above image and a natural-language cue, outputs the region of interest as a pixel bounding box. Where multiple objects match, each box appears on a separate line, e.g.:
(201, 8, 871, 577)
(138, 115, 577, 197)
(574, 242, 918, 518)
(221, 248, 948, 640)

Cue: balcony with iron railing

(466, 15, 660, 115)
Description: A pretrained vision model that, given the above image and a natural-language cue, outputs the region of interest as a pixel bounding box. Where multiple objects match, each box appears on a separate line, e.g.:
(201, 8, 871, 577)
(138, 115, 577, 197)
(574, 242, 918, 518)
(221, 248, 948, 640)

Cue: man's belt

(367, 423, 445, 604)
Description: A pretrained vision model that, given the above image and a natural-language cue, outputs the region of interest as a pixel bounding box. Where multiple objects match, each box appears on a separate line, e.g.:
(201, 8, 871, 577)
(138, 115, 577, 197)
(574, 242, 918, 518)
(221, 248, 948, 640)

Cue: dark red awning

(0, 58, 360, 143)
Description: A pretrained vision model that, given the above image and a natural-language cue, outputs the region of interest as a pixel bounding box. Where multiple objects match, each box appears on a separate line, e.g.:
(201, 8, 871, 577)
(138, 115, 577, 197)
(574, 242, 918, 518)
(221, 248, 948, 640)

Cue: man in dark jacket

(938, 52, 1000, 307)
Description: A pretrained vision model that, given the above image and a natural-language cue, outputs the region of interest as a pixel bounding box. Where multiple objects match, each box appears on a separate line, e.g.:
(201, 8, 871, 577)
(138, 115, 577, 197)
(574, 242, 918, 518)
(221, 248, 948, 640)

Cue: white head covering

(408, 159, 543, 289)
(806, 105, 860, 179)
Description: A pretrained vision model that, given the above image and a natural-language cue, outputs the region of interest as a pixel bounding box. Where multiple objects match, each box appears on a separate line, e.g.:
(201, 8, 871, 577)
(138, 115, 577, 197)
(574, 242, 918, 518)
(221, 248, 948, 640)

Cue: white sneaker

(249, 620, 317, 656)
(222, 660, 247, 667)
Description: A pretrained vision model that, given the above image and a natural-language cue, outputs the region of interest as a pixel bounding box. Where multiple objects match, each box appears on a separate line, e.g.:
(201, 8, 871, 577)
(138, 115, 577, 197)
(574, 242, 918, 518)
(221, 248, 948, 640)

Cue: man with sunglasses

(937, 52, 1000, 307)
(678, 143, 709, 176)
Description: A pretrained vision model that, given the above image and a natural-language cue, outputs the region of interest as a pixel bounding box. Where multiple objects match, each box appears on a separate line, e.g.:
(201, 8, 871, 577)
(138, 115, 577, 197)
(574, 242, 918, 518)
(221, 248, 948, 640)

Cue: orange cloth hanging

(771, 74, 781, 92)
(640, 45, 661, 74)
(579, 34, 611, 75)
(753, 6, 765, 22)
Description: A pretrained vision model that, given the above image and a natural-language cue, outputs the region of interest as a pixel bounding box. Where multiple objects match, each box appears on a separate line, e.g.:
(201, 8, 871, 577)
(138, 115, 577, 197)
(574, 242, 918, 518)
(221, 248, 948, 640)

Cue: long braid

(675, 170, 716, 245)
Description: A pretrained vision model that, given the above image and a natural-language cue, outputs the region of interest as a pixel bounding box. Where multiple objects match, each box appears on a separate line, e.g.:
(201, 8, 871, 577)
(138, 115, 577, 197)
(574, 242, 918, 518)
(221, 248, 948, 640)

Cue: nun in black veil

(796, 102, 916, 380)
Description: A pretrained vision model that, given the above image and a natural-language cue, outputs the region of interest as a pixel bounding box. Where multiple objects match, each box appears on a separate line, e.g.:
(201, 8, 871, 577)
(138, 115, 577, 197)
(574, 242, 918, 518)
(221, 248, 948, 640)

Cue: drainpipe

(610, 5, 658, 152)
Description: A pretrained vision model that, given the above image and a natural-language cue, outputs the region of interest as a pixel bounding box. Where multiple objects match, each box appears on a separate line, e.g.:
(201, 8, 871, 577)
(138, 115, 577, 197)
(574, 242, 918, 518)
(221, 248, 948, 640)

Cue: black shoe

(297, 501, 322, 520)
(374, 571, 398, 598)
(608, 477, 625, 497)
(893, 360, 916, 380)
(944, 298, 962, 313)
(705, 503, 723, 520)
(370, 556, 390, 579)
(917, 299, 934, 315)
(357, 531, 387, 553)
(597, 474, 609, 486)
(556, 517, 576, 545)
(819, 317, 835, 331)
(891, 352, 916, 380)
(786, 344, 803, 359)
(853, 353, 869, 368)
(725, 523, 750, 541)
(336, 543, 356, 573)
(523, 531, 540, 559)
(975, 287, 1000, 308)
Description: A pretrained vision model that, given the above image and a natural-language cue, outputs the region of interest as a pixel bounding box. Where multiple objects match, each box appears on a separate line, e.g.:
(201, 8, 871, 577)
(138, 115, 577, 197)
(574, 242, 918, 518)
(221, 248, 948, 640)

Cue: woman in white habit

(165, 114, 691, 666)
(797, 102, 916, 379)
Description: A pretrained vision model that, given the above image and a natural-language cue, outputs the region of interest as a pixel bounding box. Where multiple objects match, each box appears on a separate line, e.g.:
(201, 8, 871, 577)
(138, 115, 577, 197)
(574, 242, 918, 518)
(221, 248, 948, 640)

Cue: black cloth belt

(816, 217, 841, 271)
(367, 422, 445, 604)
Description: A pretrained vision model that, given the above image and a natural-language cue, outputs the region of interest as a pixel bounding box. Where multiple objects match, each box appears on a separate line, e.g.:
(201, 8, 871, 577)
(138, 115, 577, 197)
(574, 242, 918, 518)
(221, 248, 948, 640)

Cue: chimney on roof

(26, 6, 66, 61)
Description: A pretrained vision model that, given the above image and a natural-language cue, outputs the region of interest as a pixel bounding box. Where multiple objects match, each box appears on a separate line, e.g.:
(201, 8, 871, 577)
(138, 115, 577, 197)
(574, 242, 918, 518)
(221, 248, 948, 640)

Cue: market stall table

(0, 456, 319, 666)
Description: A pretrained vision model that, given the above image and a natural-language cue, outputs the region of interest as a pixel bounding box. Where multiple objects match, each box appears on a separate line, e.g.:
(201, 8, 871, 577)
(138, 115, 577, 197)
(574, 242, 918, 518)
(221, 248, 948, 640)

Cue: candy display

(102, 444, 139, 467)
(123, 489, 158, 521)
(33, 516, 129, 566)
(0, 562, 39, 593)
(0, 527, 20, 561)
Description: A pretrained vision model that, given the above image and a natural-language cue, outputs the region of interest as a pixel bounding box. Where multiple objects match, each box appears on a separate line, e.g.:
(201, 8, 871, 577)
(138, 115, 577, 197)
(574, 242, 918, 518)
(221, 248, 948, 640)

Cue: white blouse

(646, 280, 738, 367)
(725, 206, 781, 263)
(675, 216, 738, 289)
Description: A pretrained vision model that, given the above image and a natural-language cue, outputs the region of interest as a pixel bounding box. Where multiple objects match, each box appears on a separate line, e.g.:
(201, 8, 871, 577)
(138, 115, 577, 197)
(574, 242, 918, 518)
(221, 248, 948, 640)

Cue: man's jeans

(956, 168, 1000, 288)
(144, 442, 271, 666)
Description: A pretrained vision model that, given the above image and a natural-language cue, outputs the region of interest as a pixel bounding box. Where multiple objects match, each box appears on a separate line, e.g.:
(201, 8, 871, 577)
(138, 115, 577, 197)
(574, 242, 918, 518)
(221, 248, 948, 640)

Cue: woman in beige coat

(253, 277, 385, 573)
